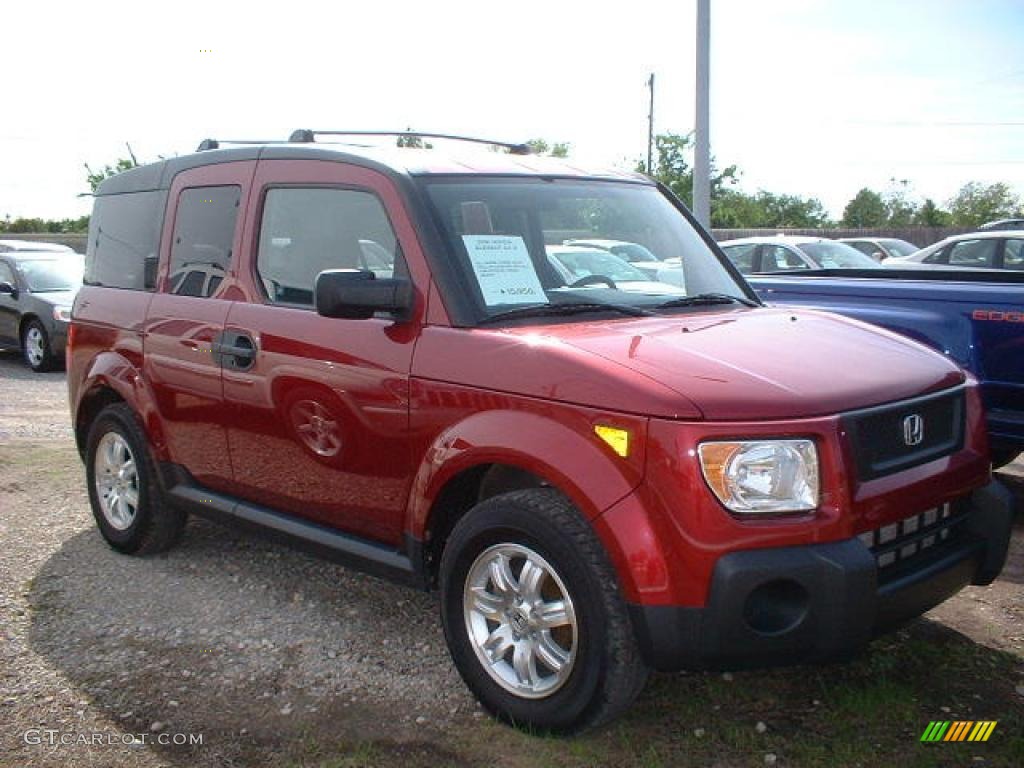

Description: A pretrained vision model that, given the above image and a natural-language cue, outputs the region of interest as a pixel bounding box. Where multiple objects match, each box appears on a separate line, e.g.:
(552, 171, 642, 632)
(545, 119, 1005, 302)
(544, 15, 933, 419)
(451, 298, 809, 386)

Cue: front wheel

(22, 319, 58, 372)
(439, 489, 648, 733)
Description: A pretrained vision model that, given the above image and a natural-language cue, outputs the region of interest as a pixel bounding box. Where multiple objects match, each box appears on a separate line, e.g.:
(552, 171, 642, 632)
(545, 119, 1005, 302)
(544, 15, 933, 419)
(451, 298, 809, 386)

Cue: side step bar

(165, 481, 426, 588)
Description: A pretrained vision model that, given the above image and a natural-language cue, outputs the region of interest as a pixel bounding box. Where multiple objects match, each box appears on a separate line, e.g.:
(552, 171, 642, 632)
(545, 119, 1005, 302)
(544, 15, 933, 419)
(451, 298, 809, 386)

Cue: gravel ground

(1, 348, 1022, 768)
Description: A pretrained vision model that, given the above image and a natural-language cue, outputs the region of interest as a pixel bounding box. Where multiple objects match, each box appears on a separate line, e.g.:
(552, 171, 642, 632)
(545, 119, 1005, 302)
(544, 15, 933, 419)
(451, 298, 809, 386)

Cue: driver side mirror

(0, 281, 17, 298)
(315, 269, 413, 320)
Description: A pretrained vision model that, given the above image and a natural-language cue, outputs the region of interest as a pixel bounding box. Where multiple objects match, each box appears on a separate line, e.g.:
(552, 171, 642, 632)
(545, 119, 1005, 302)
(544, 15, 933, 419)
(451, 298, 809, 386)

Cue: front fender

(75, 350, 168, 461)
(406, 409, 648, 540)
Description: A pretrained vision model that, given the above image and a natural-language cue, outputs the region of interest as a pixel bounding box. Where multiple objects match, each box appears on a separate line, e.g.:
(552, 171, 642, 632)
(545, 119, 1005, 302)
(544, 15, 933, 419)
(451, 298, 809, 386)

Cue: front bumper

(629, 479, 1014, 671)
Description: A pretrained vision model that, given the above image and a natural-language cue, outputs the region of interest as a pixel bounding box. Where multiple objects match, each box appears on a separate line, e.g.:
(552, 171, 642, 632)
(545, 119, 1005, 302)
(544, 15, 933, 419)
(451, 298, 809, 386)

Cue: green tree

(882, 178, 917, 226)
(842, 188, 888, 227)
(526, 138, 570, 157)
(84, 144, 140, 194)
(946, 181, 1022, 227)
(396, 128, 433, 149)
(913, 198, 952, 227)
(648, 132, 738, 211)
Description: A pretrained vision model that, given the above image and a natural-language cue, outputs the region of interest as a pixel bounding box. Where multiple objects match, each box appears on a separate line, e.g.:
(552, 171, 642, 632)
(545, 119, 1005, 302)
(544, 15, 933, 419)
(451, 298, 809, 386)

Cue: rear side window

(85, 190, 167, 290)
(168, 186, 240, 297)
(256, 187, 403, 308)
(762, 245, 809, 271)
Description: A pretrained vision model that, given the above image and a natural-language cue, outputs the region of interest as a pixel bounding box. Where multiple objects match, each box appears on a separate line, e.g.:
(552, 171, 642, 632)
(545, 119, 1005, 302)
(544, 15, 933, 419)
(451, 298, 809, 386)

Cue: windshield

(879, 239, 918, 257)
(422, 179, 751, 321)
(797, 242, 883, 270)
(18, 257, 84, 291)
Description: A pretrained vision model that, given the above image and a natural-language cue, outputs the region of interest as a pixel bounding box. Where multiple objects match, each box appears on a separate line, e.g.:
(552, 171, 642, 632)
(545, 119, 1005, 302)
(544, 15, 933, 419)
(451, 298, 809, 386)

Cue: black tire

(85, 403, 186, 555)
(992, 448, 1021, 470)
(21, 318, 58, 372)
(439, 488, 648, 733)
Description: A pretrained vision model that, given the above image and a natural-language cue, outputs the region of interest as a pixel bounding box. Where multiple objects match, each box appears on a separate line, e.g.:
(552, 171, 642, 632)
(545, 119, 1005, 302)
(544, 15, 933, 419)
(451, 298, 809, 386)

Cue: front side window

(1004, 239, 1024, 270)
(721, 243, 757, 273)
(257, 187, 403, 308)
(168, 186, 240, 297)
(423, 179, 750, 320)
(947, 239, 997, 268)
(0, 261, 15, 285)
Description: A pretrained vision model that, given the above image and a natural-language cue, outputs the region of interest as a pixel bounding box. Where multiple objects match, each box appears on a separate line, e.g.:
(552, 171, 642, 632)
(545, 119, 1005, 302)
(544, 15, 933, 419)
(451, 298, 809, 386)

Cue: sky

(2, 0, 1022, 221)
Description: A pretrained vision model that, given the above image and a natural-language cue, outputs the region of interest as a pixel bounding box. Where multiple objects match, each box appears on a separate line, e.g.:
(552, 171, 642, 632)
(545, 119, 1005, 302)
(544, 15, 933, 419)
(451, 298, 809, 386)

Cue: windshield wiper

(655, 292, 759, 310)
(478, 301, 654, 325)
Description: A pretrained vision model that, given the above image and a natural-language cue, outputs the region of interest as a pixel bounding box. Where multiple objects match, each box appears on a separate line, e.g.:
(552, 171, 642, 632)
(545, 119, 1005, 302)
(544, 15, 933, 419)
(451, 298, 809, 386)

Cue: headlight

(698, 439, 819, 515)
(53, 306, 72, 323)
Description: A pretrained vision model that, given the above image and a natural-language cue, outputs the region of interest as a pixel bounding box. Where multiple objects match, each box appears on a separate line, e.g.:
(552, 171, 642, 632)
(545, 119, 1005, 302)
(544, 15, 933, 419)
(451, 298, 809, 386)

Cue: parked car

(68, 133, 1012, 733)
(978, 218, 1024, 231)
(750, 269, 1024, 468)
(0, 238, 76, 254)
(838, 237, 919, 261)
(545, 245, 684, 295)
(718, 236, 884, 274)
(562, 238, 668, 277)
(884, 230, 1023, 271)
(0, 250, 83, 371)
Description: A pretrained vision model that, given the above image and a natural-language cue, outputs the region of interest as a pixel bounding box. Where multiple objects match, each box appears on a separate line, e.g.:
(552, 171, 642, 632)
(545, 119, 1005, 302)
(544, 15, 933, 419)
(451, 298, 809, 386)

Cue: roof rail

(288, 129, 534, 155)
(195, 138, 290, 152)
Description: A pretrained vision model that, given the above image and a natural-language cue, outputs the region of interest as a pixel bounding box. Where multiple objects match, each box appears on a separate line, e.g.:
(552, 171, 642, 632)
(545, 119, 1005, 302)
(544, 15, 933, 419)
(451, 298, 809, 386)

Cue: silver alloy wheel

(464, 543, 578, 699)
(24, 326, 45, 367)
(94, 432, 140, 530)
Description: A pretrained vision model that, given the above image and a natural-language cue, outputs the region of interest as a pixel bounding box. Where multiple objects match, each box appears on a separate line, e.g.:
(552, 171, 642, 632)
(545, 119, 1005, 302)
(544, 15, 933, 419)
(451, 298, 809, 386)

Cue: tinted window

(85, 190, 167, 290)
(798, 242, 882, 269)
(947, 239, 997, 268)
(878, 239, 918, 257)
(721, 243, 757, 273)
(257, 188, 403, 308)
(846, 241, 877, 257)
(0, 260, 15, 284)
(1004, 239, 1024, 270)
(169, 186, 240, 297)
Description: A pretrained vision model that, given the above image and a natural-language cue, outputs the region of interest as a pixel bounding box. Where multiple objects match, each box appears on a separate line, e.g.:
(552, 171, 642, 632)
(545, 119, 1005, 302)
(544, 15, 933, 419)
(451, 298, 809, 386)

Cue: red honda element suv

(67, 130, 1013, 732)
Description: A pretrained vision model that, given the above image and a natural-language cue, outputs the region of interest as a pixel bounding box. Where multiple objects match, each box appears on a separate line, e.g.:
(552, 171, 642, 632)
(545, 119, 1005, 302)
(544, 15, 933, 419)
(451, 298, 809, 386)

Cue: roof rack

(287, 129, 534, 155)
(196, 138, 290, 152)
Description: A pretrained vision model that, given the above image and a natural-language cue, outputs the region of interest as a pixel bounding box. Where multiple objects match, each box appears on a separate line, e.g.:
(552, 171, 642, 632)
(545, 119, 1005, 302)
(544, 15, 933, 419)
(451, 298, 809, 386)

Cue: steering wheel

(569, 274, 618, 289)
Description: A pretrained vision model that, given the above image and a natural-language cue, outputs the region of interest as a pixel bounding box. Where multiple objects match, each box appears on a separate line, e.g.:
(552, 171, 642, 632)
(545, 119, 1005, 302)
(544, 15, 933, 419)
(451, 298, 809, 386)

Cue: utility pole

(646, 73, 655, 175)
(693, 0, 711, 227)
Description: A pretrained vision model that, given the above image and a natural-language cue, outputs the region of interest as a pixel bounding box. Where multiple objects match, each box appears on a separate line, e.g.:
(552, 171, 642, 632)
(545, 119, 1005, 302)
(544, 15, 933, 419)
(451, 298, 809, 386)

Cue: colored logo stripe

(921, 721, 996, 742)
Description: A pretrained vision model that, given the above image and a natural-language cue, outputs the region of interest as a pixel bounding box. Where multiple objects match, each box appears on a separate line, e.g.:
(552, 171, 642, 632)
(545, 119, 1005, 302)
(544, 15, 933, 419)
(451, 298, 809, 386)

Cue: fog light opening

(742, 579, 809, 636)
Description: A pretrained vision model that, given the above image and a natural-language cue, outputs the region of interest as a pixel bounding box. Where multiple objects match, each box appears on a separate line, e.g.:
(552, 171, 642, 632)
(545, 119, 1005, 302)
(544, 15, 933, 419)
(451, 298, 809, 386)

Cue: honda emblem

(902, 414, 924, 446)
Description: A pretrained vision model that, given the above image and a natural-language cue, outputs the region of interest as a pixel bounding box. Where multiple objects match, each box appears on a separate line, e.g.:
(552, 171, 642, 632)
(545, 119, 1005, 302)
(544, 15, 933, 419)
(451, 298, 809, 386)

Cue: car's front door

(221, 160, 429, 544)
(143, 161, 256, 492)
(0, 259, 20, 345)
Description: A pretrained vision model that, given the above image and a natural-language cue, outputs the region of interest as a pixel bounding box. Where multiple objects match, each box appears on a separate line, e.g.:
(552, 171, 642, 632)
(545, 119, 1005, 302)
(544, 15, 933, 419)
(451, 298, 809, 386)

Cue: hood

(541, 307, 964, 420)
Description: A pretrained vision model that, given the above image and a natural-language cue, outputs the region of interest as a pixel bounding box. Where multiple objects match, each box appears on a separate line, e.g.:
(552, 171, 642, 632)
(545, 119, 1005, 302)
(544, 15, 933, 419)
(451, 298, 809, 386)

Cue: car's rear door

(143, 161, 256, 492)
(220, 159, 429, 543)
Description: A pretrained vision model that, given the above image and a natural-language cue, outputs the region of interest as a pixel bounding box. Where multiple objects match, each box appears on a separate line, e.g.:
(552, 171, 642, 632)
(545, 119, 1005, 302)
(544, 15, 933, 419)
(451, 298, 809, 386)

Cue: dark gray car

(0, 251, 83, 371)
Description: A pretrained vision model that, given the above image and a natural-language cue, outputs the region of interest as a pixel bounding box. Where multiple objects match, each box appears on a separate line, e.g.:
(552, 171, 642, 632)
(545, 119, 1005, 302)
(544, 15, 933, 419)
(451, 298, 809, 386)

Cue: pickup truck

(749, 269, 1024, 468)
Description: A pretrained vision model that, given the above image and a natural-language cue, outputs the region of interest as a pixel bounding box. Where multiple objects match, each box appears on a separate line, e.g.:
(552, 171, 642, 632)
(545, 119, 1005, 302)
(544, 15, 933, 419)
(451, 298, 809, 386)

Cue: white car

(545, 246, 684, 295)
(884, 230, 1024, 271)
(562, 238, 669, 278)
(0, 239, 76, 254)
(716, 236, 883, 274)
(838, 237, 919, 261)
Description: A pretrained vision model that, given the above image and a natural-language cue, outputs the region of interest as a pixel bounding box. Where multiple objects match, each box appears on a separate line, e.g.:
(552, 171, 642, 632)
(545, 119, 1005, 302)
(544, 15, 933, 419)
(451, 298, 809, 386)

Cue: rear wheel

(439, 488, 648, 733)
(22, 319, 58, 372)
(85, 404, 186, 554)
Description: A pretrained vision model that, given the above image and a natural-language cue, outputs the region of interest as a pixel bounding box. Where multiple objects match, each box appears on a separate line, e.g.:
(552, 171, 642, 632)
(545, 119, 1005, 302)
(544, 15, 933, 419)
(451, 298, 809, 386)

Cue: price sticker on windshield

(462, 235, 548, 306)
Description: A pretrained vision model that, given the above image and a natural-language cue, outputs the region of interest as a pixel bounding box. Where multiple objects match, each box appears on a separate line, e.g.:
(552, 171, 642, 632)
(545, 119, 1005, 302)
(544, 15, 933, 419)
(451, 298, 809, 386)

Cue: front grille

(843, 388, 965, 481)
(858, 502, 967, 575)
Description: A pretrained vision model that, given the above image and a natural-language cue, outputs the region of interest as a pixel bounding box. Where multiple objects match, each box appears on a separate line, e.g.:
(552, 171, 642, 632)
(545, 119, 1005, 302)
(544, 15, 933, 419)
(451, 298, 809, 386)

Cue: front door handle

(214, 332, 256, 369)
